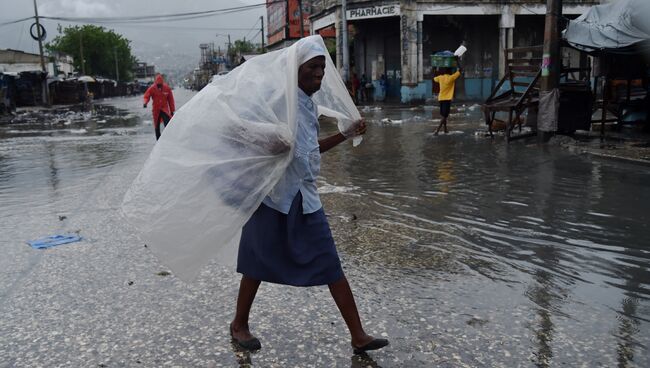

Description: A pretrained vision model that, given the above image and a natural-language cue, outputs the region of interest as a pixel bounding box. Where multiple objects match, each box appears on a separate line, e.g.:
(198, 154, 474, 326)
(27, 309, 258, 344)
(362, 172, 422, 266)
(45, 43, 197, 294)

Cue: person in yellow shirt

(433, 58, 462, 135)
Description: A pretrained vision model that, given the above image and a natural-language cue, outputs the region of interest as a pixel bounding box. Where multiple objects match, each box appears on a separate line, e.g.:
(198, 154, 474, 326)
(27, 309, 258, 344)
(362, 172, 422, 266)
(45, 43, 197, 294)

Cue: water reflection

(322, 104, 650, 364)
(230, 343, 253, 367)
(615, 264, 647, 368)
(526, 245, 570, 368)
(45, 142, 59, 192)
(351, 353, 382, 368)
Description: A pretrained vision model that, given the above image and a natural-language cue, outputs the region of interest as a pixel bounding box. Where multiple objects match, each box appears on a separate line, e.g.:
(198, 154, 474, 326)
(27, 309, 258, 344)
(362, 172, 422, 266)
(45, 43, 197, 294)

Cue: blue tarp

(27, 234, 82, 249)
(434, 51, 455, 57)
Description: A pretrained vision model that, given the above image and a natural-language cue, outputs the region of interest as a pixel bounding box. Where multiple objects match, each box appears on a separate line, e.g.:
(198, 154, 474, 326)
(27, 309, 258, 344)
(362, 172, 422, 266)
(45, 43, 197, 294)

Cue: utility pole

(298, 0, 304, 38)
(541, 0, 562, 91)
(114, 46, 119, 82)
(80, 31, 86, 75)
(228, 34, 232, 65)
(32, 0, 49, 105)
(538, 0, 562, 140)
(341, 0, 349, 82)
(32, 0, 46, 73)
(260, 15, 265, 52)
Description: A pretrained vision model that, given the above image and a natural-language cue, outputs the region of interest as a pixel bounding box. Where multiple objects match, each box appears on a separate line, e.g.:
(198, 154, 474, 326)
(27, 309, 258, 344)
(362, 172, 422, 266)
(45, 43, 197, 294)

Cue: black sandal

(229, 324, 261, 351)
(352, 338, 389, 354)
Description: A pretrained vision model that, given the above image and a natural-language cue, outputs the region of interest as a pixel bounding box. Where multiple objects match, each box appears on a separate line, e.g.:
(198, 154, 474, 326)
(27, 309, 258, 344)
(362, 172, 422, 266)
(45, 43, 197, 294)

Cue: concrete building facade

(267, 0, 317, 50)
(0, 49, 74, 77)
(310, 0, 600, 103)
(135, 62, 156, 84)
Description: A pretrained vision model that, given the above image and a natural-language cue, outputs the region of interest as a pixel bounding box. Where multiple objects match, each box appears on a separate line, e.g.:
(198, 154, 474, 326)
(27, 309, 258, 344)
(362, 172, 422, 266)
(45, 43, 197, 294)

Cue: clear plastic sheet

(122, 36, 361, 281)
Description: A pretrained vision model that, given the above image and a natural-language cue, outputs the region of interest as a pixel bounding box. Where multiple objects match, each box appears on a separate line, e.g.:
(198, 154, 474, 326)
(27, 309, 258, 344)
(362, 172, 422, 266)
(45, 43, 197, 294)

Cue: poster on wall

(287, 0, 311, 38)
(267, 0, 286, 37)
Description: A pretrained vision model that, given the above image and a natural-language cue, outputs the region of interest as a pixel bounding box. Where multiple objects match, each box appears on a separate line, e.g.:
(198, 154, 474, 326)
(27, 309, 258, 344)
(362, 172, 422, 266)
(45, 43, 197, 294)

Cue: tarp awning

(563, 0, 650, 54)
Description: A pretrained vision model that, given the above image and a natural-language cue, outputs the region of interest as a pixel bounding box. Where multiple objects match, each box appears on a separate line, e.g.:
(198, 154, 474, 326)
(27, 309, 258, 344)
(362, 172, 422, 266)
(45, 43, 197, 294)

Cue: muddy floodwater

(1, 90, 649, 367)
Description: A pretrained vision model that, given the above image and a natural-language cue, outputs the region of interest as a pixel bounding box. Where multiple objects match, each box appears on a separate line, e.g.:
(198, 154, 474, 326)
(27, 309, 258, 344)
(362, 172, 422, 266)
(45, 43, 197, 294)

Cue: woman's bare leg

(231, 275, 261, 342)
(328, 276, 375, 347)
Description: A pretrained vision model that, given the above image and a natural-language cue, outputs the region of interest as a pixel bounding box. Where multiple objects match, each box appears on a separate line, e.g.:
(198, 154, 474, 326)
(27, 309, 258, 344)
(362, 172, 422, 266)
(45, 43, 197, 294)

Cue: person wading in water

(229, 37, 389, 355)
(143, 74, 175, 140)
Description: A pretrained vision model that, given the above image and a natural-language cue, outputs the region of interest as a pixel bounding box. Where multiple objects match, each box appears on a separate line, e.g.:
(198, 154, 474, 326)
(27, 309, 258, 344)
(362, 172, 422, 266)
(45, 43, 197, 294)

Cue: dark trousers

(154, 111, 171, 140)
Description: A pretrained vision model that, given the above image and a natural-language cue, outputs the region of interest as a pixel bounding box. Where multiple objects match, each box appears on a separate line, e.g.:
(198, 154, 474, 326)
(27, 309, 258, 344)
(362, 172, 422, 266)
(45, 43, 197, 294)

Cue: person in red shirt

(143, 74, 175, 140)
(351, 73, 361, 104)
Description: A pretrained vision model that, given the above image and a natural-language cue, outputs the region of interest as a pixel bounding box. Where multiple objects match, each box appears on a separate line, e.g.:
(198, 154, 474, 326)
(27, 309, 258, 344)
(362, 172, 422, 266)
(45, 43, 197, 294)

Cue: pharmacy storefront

(311, 1, 595, 103)
(312, 2, 403, 101)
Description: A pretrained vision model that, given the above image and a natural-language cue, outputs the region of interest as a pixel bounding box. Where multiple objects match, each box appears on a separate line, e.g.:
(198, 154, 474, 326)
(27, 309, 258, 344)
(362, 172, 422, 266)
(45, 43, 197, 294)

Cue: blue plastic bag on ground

(27, 234, 82, 249)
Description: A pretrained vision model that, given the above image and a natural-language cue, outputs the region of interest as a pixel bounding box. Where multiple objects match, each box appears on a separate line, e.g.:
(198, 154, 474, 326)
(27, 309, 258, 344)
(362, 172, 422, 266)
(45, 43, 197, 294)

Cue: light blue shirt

(262, 89, 322, 214)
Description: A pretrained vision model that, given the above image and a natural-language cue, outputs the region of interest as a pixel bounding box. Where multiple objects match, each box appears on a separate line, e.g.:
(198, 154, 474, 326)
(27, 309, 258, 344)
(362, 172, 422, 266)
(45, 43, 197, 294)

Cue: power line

(41, 3, 265, 23)
(244, 18, 261, 40)
(0, 16, 34, 27)
(0, 1, 282, 28)
(83, 24, 263, 32)
(250, 29, 262, 42)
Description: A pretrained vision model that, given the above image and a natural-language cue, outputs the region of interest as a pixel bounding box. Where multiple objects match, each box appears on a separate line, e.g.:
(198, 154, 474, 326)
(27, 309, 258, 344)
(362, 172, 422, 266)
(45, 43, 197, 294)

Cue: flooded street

(1, 90, 649, 367)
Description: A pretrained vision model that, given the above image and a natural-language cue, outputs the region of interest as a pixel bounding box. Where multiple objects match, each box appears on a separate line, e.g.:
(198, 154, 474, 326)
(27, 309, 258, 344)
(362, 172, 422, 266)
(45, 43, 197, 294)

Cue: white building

(0, 49, 75, 77)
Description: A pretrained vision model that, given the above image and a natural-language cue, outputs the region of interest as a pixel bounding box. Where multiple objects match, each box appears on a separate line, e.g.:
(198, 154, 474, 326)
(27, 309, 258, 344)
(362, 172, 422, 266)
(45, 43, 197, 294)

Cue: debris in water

(27, 234, 82, 249)
(381, 118, 403, 124)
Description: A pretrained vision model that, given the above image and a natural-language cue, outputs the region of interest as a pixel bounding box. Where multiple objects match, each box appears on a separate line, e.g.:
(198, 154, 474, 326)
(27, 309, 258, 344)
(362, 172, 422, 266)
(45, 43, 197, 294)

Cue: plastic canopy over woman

(122, 35, 388, 355)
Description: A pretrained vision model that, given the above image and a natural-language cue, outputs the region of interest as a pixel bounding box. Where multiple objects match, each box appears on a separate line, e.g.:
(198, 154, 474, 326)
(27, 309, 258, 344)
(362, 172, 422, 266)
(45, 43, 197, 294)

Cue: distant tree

(46, 25, 137, 80)
(232, 39, 254, 54)
(324, 38, 336, 62)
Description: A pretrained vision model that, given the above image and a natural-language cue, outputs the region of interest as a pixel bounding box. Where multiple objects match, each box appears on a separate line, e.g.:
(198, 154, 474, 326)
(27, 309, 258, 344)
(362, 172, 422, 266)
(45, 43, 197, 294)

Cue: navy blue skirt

(237, 192, 344, 286)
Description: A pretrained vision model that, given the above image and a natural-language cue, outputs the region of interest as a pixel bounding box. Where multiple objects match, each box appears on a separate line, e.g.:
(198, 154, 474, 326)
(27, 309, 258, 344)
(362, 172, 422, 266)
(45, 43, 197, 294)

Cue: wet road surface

(1, 90, 649, 367)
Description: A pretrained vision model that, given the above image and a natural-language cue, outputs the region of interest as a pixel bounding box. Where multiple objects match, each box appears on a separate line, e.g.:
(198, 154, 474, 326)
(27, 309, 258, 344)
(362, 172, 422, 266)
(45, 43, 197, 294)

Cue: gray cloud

(0, 0, 265, 76)
(40, 0, 117, 17)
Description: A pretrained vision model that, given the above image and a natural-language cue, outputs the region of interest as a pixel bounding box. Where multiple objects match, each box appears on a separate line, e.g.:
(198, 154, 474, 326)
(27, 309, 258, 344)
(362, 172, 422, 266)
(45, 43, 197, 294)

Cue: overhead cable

(0, 1, 284, 28)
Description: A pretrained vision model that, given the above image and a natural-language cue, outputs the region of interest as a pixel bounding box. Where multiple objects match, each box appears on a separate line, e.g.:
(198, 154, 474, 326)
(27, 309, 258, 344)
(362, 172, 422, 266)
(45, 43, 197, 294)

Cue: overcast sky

(0, 0, 266, 73)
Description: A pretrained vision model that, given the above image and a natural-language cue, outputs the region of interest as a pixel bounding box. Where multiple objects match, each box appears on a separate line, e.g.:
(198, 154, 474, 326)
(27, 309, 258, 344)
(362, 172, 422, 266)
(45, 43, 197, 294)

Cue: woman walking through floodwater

(122, 34, 388, 357)
(229, 36, 389, 355)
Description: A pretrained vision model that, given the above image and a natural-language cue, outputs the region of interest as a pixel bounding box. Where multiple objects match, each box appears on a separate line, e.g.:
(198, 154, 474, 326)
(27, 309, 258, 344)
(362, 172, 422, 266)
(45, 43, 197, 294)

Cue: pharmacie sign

(347, 4, 400, 20)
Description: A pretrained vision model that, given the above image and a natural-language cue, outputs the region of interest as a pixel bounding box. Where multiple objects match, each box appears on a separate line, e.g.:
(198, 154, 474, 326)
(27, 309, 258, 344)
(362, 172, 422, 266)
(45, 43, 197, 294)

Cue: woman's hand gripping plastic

(264, 125, 293, 155)
(341, 119, 367, 147)
(317, 106, 365, 148)
(229, 122, 293, 156)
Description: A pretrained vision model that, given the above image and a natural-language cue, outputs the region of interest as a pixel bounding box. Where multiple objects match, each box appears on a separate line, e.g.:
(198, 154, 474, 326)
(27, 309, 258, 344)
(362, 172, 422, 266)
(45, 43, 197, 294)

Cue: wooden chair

(482, 46, 543, 142)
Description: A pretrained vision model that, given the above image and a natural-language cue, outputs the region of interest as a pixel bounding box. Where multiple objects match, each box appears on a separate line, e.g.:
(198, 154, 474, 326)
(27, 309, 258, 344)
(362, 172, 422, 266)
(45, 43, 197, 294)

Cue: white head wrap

(296, 36, 327, 66)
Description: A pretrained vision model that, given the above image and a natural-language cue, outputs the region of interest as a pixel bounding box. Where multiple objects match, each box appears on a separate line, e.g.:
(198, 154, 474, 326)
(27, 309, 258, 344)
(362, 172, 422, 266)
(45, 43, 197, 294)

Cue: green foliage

(324, 38, 336, 62)
(230, 39, 254, 55)
(46, 25, 137, 80)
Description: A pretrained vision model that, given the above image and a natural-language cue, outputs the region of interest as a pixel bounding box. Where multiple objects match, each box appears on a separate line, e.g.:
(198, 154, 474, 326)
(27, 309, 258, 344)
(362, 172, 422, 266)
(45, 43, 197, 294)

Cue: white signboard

(347, 4, 400, 20)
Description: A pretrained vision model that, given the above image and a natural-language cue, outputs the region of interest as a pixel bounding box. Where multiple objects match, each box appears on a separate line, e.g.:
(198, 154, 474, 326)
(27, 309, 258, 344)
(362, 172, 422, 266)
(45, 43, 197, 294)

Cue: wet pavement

(1, 91, 649, 367)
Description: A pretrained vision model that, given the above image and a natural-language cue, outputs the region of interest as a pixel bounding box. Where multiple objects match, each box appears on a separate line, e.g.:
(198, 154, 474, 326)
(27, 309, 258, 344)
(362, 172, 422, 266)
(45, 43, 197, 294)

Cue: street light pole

(341, 0, 349, 82)
(80, 31, 86, 75)
(114, 46, 119, 82)
(228, 34, 232, 66)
